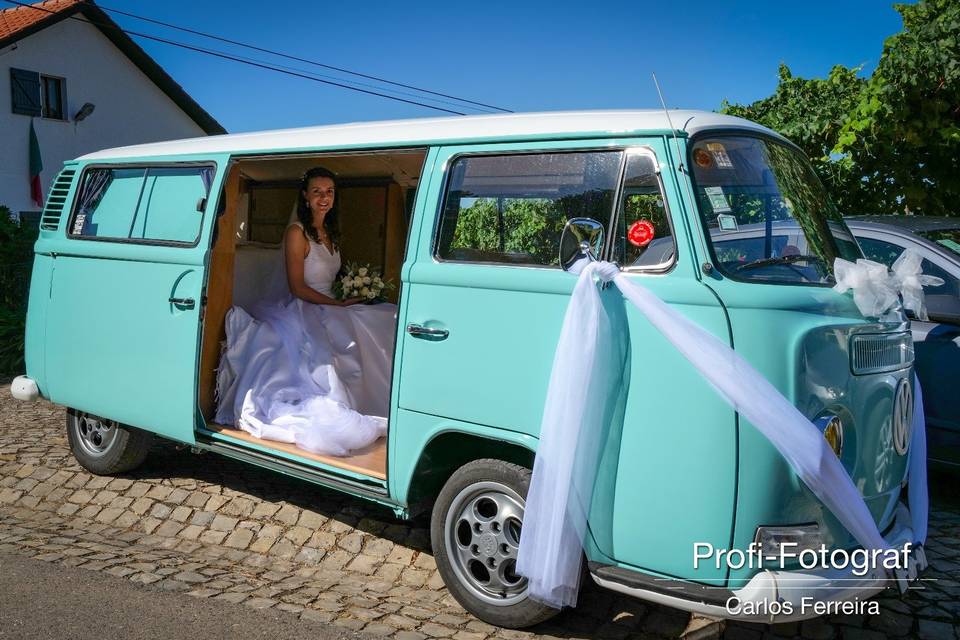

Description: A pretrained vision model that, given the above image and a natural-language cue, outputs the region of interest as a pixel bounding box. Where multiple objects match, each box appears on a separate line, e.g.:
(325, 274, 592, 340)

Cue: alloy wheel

(444, 481, 527, 606)
(74, 414, 118, 458)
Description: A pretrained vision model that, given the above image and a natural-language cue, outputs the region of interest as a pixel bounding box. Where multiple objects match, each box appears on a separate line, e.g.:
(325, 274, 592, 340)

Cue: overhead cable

(1, 0, 492, 115)
(96, 2, 513, 114)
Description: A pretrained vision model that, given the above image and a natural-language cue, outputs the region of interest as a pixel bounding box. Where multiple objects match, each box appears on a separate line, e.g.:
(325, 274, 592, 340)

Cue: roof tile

(0, 0, 224, 133)
(0, 0, 82, 41)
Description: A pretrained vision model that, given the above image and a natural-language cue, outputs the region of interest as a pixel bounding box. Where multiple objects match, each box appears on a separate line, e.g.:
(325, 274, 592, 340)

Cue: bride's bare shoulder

(284, 223, 309, 256)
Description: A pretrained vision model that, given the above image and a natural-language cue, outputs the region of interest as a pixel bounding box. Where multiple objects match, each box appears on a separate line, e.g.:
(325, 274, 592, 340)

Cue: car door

(589, 145, 735, 583)
(856, 230, 960, 446)
(395, 142, 623, 437)
(43, 157, 229, 445)
(394, 140, 735, 583)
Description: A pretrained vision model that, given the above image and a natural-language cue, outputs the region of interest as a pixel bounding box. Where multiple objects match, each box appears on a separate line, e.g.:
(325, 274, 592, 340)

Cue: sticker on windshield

(704, 186, 731, 213)
(707, 143, 733, 168)
(694, 148, 713, 168)
(717, 214, 738, 232)
(628, 219, 656, 247)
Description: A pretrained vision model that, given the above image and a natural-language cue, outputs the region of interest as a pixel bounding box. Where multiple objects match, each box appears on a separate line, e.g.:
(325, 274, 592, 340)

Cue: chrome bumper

(11, 375, 40, 401)
(591, 504, 924, 623)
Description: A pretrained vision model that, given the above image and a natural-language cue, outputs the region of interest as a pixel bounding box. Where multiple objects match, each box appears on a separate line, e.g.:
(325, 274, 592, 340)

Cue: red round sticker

(628, 219, 655, 247)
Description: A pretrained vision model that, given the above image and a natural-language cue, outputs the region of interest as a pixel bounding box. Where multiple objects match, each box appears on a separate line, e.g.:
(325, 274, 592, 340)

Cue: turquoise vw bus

(13, 111, 921, 626)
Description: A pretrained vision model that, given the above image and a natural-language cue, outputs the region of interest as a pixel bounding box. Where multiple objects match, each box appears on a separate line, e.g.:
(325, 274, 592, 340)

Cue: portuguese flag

(29, 120, 43, 207)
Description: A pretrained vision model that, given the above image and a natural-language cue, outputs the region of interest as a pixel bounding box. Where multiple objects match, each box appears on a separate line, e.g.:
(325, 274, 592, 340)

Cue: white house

(0, 0, 224, 222)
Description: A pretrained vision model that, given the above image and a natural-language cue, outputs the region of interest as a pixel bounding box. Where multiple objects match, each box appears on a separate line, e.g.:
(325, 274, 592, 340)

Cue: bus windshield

(690, 135, 861, 285)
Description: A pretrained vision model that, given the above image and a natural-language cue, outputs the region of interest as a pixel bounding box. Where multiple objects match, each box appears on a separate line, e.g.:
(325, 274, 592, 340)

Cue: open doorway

(197, 149, 427, 480)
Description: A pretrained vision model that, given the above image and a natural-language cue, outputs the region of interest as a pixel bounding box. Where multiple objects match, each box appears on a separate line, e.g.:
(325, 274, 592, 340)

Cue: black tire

(66, 408, 154, 475)
(430, 458, 559, 629)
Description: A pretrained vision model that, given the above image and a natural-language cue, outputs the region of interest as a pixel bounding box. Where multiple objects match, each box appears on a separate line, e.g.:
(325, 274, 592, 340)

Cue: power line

(208, 44, 499, 114)
(96, 2, 512, 114)
(0, 0, 463, 115)
(0, 0, 484, 115)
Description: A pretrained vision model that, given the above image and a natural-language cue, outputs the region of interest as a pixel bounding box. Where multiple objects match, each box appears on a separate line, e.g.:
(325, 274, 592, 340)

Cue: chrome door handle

(406, 323, 449, 340)
(169, 297, 196, 308)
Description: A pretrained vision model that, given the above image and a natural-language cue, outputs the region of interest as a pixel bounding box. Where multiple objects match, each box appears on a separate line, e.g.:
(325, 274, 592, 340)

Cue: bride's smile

(305, 177, 335, 221)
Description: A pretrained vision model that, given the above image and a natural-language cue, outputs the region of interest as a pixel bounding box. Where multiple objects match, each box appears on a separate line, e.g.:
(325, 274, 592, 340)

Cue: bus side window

(70, 166, 213, 245)
(613, 154, 675, 270)
(435, 151, 622, 267)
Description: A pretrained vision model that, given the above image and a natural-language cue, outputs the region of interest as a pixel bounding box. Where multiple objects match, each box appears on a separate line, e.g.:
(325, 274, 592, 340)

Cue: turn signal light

(815, 415, 844, 458)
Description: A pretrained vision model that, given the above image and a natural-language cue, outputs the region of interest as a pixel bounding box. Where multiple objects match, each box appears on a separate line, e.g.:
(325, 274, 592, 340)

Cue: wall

(0, 16, 209, 217)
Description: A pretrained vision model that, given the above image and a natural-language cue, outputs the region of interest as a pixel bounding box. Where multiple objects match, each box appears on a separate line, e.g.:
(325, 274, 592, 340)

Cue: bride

(214, 167, 397, 456)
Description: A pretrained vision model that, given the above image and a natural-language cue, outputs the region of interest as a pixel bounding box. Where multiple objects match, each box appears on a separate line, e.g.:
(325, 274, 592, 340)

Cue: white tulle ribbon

(515, 262, 623, 609)
(908, 375, 928, 546)
(518, 261, 928, 608)
(833, 248, 944, 320)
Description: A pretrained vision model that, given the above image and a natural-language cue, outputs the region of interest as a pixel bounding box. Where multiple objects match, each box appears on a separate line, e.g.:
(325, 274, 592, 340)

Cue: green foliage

(722, 0, 960, 217)
(721, 63, 868, 214)
(0, 305, 26, 376)
(450, 198, 567, 265)
(624, 193, 670, 235)
(834, 0, 960, 215)
(0, 205, 37, 375)
(619, 193, 671, 263)
(0, 205, 38, 269)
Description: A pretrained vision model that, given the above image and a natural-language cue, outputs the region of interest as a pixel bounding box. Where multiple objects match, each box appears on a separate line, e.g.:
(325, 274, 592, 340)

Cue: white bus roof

(79, 109, 788, 160)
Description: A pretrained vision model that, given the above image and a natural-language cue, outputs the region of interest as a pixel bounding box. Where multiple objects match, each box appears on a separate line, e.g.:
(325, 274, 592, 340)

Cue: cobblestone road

(1, 387, 958, 639)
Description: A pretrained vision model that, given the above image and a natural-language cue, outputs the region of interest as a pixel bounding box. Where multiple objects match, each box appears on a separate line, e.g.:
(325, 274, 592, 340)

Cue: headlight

(754, 524, 824, 557)
(815, 415, 843, 458)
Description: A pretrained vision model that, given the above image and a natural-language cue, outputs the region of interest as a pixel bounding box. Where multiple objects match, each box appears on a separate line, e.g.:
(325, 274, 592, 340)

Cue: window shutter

(10, 68, 41, 117)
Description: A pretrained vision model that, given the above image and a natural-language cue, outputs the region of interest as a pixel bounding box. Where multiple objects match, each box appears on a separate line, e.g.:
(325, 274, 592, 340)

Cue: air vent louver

(39, 168, 77, 231)
(850, 332, 913, 375)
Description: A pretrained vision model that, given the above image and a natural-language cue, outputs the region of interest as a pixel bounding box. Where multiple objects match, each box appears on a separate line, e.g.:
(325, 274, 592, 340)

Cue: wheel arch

(402, 429, 536, 516)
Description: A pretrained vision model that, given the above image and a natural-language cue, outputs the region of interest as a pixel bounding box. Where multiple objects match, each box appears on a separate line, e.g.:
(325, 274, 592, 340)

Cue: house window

(41, 75, 65, 120)
(10, 68, 65, 119)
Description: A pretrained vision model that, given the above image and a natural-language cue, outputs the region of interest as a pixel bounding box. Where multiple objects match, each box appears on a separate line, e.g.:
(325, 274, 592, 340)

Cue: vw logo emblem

(892, 378, 913, 456)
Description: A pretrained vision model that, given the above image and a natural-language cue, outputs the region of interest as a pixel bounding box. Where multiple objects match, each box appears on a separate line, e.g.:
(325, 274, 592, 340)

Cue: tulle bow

(584, 261, 621, 283)
(890, 249, 944, 321)
(833, 248, 943, 320)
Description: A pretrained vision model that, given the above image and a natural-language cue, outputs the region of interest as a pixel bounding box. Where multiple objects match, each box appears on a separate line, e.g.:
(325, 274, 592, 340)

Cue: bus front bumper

(590, 504, 924, 623)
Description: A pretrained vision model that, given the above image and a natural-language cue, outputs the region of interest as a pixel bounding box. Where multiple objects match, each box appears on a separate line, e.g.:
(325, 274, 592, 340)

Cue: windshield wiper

(735, 254, 825, 272)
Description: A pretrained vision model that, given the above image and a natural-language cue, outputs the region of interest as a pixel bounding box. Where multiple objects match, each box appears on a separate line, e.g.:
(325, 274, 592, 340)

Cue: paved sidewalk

(1, 388, 958, 639)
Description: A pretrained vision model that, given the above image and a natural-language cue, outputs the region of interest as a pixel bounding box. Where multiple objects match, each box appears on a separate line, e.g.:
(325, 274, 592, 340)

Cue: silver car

(846, 216, 960, 470)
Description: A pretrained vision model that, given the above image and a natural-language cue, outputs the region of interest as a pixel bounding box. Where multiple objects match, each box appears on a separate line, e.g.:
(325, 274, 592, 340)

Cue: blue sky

(95, 0, 907, 133)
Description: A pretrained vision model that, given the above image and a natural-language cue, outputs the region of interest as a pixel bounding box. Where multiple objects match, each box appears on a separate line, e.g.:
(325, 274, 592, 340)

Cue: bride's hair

(296, 166, 341, 248)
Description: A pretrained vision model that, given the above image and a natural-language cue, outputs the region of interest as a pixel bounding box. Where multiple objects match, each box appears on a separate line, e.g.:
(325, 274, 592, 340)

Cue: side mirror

(560, 218, 605, 272)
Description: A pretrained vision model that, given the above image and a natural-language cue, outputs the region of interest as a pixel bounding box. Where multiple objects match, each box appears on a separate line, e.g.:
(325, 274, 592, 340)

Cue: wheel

(66, 408, 153, 475)
(430, 458, 559, 629)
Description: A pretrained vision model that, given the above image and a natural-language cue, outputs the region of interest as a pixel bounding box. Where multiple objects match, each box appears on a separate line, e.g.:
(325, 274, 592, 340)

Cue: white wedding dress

(214, 224, 396, 456)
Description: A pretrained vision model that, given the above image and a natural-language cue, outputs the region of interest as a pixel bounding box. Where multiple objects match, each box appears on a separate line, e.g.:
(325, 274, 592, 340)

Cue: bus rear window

(70, 165, 214, 245)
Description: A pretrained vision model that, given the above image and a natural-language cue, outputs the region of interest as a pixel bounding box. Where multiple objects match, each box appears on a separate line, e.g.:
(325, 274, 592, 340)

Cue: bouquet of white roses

(334, 262, 394, 302)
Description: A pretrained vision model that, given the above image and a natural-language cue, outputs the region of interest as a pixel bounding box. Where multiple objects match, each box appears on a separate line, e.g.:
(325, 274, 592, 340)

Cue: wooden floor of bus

(206, 424, 386, 480)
